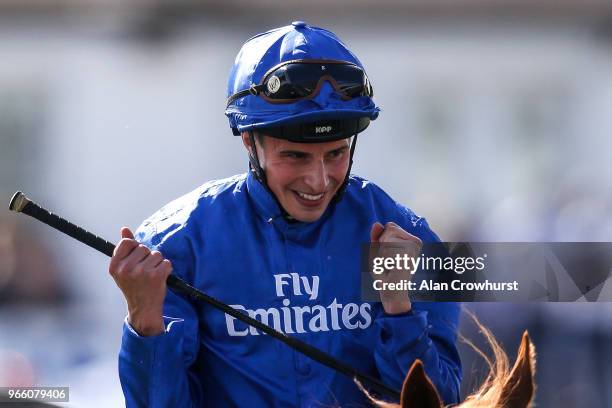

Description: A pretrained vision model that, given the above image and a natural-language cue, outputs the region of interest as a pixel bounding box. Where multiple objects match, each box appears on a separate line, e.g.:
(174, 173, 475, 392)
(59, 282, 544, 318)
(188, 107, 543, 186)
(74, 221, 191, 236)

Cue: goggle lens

(226, 60, 373, 107)
(262, 62, 371, 100)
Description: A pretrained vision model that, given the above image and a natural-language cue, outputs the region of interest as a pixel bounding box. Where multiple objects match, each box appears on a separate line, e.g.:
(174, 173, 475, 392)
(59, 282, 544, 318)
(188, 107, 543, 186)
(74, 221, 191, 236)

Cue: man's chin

(280, 190, 337, 222)
(285, 203, 328, 223)
(292, 213, 324, 223)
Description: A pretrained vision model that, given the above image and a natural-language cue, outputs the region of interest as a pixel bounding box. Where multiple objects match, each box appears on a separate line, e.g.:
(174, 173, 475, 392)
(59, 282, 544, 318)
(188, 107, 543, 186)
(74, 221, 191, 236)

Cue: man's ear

(242, 131, 265, 158)
(241, 131, 254, 154)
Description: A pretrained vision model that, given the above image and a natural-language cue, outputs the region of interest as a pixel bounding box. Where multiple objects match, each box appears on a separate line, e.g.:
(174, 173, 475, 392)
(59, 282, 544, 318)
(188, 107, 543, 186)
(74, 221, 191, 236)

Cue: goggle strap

(227, 84, 266, 107)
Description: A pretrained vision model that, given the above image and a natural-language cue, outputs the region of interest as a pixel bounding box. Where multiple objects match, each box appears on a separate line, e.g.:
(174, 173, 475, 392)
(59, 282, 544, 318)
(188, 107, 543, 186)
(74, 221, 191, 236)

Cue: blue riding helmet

(224, 21, 380, 141)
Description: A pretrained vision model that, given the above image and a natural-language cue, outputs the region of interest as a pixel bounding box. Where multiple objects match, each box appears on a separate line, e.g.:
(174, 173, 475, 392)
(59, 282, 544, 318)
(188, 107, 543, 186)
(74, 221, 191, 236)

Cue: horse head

(365, 330, 536, 408)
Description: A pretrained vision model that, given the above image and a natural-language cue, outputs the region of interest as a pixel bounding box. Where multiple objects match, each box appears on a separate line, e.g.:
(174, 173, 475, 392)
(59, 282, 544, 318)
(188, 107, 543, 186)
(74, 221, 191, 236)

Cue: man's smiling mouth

(294, 191, 325, 201)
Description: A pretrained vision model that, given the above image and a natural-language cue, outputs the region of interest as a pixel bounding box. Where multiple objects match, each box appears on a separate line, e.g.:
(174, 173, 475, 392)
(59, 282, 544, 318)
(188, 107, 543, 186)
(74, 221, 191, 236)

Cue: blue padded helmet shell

(225, 21, 380, 136)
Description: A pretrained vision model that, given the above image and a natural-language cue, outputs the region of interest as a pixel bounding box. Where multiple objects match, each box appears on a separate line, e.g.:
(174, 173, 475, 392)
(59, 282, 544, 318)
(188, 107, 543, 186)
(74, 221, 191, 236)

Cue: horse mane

(359, 309, 536, 408)
(458, 310, 536, 408)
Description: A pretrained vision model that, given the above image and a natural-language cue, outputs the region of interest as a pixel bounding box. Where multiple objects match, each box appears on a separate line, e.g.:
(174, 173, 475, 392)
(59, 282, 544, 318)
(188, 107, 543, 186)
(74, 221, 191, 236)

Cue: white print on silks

(274, 273, 320, 300)
(224, 273, 373, 336)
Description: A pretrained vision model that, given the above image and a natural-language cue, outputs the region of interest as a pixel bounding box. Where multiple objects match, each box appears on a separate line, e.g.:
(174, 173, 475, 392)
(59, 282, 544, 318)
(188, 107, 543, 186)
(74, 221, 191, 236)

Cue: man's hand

(109, 227, 172, 336)
(370, 222, 423, 315)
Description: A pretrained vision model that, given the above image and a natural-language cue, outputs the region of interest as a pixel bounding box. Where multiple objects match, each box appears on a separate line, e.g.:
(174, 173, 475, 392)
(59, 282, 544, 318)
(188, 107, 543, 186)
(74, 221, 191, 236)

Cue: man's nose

(304, 159, 330, 192)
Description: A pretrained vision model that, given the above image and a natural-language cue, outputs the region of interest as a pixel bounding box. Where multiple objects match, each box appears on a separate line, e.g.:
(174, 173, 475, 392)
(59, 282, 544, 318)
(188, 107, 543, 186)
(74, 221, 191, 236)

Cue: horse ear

(499, 331, 536, 408)
(400, 360, 443, 408)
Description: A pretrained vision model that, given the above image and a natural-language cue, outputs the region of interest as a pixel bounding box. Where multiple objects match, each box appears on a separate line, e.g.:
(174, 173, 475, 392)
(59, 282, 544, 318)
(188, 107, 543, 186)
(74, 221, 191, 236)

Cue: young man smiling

(111, 22, 461, 407)
(242, 134, 350, 222)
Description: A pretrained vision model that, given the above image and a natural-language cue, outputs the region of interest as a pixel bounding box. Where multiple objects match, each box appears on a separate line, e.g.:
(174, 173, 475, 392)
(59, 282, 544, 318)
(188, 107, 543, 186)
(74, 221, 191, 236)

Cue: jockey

(111, 21, 462, 407)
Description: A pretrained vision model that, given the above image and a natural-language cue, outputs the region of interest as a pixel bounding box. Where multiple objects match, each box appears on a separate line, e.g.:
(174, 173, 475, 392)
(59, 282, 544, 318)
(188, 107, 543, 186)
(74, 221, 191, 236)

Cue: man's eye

(284, 152, 306, 159)
(328, 150, 344, 158)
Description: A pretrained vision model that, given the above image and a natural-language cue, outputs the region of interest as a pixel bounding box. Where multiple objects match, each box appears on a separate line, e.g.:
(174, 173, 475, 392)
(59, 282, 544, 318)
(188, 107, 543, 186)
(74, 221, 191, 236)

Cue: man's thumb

(121, 227, 135, 240)
(370, 222, 385, 242)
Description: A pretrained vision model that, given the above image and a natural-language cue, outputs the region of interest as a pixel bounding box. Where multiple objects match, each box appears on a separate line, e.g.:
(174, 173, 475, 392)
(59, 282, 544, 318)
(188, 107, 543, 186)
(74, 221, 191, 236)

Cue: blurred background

(1, 0, 611, 406)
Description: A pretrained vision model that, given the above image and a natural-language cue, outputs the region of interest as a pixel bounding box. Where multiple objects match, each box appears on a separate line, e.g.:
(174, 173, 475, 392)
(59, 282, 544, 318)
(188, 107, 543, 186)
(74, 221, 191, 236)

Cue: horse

(361, 324, 536, 408)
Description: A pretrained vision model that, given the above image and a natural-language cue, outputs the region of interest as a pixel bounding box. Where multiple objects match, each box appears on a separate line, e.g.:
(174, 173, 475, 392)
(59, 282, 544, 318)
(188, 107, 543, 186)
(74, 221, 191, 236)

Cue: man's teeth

(297, 191, 324, 201)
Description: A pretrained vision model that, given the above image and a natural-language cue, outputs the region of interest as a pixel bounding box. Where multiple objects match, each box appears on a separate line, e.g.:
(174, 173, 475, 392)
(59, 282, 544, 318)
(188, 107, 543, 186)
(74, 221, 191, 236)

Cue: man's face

(242, 133, 351, 222)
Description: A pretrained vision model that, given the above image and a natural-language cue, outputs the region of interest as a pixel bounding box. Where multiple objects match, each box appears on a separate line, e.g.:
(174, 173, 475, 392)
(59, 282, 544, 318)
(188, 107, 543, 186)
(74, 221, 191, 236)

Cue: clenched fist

(109, 227, 172, 336)
(370, 222, 423, 315)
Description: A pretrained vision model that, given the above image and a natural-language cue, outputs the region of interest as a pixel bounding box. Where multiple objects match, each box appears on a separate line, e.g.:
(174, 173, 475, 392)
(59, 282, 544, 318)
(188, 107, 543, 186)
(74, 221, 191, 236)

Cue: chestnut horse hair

(359, 314, 536, 408)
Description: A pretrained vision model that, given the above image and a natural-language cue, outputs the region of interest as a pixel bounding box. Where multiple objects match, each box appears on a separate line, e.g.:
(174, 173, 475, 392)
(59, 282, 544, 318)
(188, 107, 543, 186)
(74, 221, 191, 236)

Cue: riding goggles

(226, 59, 374, 107)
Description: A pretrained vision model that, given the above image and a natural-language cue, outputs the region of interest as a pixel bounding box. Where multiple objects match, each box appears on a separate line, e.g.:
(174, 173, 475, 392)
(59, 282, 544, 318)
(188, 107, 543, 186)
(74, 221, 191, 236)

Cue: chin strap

(248, 130, 291, 219)
(248, 130, 267, 186)
(332, 134, 358, 204)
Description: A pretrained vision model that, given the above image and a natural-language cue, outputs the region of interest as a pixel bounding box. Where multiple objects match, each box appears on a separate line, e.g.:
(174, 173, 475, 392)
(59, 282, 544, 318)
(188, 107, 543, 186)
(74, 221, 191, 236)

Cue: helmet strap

(248, 130, 293, 220)
(248, 130, 267, 185)
(332, 134, 358, 203)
